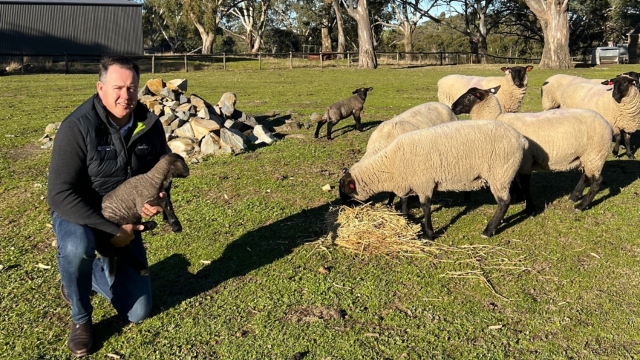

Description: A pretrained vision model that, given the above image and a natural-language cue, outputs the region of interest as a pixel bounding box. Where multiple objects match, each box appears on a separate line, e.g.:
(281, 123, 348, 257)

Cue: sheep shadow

(317, 120, 383, 140)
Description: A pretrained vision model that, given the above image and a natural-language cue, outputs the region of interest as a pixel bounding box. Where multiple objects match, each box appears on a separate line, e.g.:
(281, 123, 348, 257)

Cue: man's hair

(98, 56, 140, 83)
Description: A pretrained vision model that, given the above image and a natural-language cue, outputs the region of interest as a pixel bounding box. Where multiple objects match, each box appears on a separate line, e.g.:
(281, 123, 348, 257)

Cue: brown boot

(60, 283, 71, 306)
(67, 321, 92, 357)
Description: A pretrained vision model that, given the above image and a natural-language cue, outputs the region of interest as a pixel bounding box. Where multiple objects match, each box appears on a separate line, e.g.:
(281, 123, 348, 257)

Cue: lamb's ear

(367, 87, 373, 92)
(489, 85, 501, 94)
(352, 89, 359, 94)
(501, 67, 510, 73)
(526, 65, 533, 72)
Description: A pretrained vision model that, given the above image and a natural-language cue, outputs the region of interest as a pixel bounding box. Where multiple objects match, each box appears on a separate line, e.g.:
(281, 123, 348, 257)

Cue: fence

(0, 51, 542, 75)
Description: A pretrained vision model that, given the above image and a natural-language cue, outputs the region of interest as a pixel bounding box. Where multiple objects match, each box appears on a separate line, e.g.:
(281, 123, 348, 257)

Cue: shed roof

(0, 0, 140, 5)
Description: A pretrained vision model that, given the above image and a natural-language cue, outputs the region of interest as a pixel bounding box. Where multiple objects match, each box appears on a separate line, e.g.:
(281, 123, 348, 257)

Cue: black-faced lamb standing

(339, 120, 528, 239)
(451, 86, 612, 213)
(100, 153, 190, 276)
(315, 87, 373, 140)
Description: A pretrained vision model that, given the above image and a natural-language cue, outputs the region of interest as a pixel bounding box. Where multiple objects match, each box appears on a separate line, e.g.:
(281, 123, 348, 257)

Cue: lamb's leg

(569, 173, 588, 202)
(419, 195, 435, 240)
(140, 221, 157, 232)
(613, 133, 622, 157)
(353, 112, 363, 132)
(624, 131, 635, 160)
(482, 196, 510, 238)
(159, 196, 182, 233)
(314, 120, 326, 139)
(575, 175, 602, 211)
(519, 174, 537, 214)
(326, 121, 335, 140)
(401, 197, 409, 216)
(387, 193, 396, 206)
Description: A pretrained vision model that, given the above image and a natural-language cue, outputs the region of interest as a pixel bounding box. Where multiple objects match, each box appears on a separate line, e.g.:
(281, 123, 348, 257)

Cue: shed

(0, 0, 143, 56)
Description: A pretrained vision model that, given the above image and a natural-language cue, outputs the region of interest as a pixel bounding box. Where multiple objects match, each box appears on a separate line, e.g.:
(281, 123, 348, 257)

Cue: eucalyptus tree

(341, 0, 378, 68)
(184, 0, 244, 54)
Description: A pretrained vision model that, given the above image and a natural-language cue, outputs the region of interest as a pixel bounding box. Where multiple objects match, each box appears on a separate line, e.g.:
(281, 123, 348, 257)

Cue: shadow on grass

(315, 120, 383, 140)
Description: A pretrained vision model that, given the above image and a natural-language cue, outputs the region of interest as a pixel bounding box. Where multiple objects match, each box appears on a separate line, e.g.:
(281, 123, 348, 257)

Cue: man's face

(97, 65, 139, 120)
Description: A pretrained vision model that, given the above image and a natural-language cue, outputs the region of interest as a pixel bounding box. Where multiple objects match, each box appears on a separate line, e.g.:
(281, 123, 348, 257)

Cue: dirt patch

(285, 305, 343, 324)
(4, 142, 42, 162)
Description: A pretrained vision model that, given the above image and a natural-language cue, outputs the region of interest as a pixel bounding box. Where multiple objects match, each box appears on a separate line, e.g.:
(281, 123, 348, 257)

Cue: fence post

(184, 54, 188, 72)
(152, 54, 155, 74)
(320, 53, 323, 70)
(289, 52, 293, 69)
(64, 53, 69, 74)
(347, 52, 350, 68)
(21, 55, 24, 74)
(259, 53, 261, 70)
(223, 53, 226, 70)
(397, 52, 399, 66)
(456, 53, 459, 65)
(440, 52, 443, 66)
(419, 52, 423, 64)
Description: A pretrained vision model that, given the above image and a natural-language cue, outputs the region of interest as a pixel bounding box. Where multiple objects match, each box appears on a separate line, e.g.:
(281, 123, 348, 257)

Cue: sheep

(339, 120, 528, 239)
(359, 102, 458, 213)
(541, 74, 608, 111)
(553, 75, 640, 159)
(437, 65, 533, 113)
(99, 153, 190, 276)
(451, 86, 613, 212)
(315, 87, 373, 140)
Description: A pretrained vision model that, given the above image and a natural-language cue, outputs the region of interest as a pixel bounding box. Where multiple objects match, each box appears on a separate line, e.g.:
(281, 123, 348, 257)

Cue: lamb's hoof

(568, 194, 580, 202)
(421, 228, 435, 240)
(170, 223, 183, 233)
(628, 154, 636, 160)
(140, 221, 157, 232)
(574, 203, 589, 212)
(481, 229, 494, 238)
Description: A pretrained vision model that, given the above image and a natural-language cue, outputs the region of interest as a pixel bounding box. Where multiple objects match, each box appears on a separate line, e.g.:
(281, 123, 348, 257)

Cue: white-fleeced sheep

(437, 65, 533, 113)
(315, 87, 373, 140)
(451, 87, 613, 212)
(339, 120, 528, 239)
(359, 102, 458, 212)
(541, 74, 608, 111)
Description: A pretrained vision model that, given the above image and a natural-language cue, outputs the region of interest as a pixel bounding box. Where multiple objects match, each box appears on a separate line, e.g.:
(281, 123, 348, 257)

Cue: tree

(229, 0, 273, 53)
(524, 0, 571, 69)
(320, 0, 334, 52)
(376, 0, 426, 60)
(145, 0, 191, 53)
(342, 0, 378, 68)
(184, 0, 242, 54)
(333, 0, 347, 58)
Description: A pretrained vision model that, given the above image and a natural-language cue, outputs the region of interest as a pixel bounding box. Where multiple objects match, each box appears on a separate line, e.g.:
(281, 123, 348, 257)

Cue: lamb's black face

(352, 87, 373, 101)
(606, 76, 638, 103)
(339, 168, 359, 206)
(450, 86, 500, 115)
(501, 65, 533, 88)
(165, 153, 190, 178)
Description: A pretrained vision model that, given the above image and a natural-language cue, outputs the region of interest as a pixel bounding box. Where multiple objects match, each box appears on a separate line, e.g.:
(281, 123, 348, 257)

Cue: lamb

(99, 153, 190, 276)
(451, 86, 613, 212)
(552, 75, 640, 159)
(339, 120, 528, 239)
(359, 102, 458, 212)
(437, 65, 533, 113)
(315, 87, 373, 140)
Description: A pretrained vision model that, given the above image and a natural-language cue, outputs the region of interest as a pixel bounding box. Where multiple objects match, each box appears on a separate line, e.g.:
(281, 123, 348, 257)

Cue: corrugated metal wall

(0, 3, 143, 55)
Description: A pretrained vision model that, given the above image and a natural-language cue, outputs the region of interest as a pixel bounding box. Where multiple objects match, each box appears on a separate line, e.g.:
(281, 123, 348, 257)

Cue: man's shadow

(92, 203, 333, 349)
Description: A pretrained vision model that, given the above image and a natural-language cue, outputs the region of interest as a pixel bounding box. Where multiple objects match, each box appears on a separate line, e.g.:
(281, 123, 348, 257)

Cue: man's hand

(141, 192, 166, 219)
(111, 224, 144, 247)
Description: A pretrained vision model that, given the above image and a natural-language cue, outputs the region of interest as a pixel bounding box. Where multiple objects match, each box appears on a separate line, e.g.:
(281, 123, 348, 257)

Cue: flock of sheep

(330, 66, 640, 240)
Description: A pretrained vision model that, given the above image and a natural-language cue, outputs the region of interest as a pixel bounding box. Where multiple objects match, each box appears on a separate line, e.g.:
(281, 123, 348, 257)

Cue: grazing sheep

(437, 65, 533, 113)
(541, 74, 608, 111)
(452, 87, 613, 212)
(339, 120, 528, 239)
(556, 76, 640, 159)
(315, 87, 373, 140)
(360, 102, 458, 212)
(100, 153, 190, 275)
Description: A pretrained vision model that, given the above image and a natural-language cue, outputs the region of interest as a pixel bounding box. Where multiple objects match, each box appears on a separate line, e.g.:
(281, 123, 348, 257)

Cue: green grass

(2, 64, 640, 359)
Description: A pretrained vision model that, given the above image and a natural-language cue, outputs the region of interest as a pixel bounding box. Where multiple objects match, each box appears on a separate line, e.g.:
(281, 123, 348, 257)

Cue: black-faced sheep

(314, 87, 373, 140)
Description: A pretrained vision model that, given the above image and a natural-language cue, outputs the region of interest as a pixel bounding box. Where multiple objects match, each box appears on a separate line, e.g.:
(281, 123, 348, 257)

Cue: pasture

(1, 64, 640, 359)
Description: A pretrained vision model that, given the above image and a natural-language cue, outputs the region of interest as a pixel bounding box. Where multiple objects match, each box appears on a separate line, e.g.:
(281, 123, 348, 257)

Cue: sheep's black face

(164, 153, 190, 178)
(620, 72, 640, 90)
(501, 65, 532, 88)
(609, 76, 637, 103)
(339, 168, 359, 207)
(450, 86, 499, 115)
(352, 87, 373, 101)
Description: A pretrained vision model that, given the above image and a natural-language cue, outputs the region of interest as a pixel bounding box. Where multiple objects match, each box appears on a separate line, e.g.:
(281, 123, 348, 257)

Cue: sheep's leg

(519, 174, 537, 214)
(314, 120, 327, 139)
(326, 121, 335, 140)
(509, 178, 524, 203)
(353, 112, 363, 132)
(613, 133, 622, 157)
(575, 175, 601, 211)
(624, 131, 635, 160)
(569, 173, 588, 202)
(386, 193, 396, 206)
(482, 196, 510, 238)
(140, 221, 157, 232)
(419, 195, 435, 240)
(401, 197, 409, 216)
(159, 196, 183, 233)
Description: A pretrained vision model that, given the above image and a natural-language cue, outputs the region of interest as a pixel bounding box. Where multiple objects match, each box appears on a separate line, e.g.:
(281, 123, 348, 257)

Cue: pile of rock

(140, 78, 277, 159)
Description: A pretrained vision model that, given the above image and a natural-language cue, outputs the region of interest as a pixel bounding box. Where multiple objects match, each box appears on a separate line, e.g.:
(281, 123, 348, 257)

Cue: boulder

(224, 119, 244, 130)
(138, 85, 150, 98)
(231, 110, 258, 127)
(153, 104, 163, 116)
(309, 112, 323, 122)
(145, 78, 165, 95)
(145, 100, 161, 110)
(170, 119, 184, 130)
(166, 79, 187, 92)
(218, 92, 237, 117)
(179, 94, 189, 104)
(191, 118, 221, 140)
(45, 122, 61, 134)
(176, 103, 192, 113)
(253, 125, 277, 145)
(190, 95, 207, 111)
(200, 133, 224, 155)
(168, 137, 199, 158)
(174, 122, 196, 138)
(159, 112, 176, 126)
(139, 95, 153, 104)
(197, 107, 210, 119)
(175, 110, 190, 121)
(220, 128, 247, 154)
(163, 125, 172, 140)
(164, 100, 177, 108)
(160, 87, 176, 101)
(163, 106, 173, 116)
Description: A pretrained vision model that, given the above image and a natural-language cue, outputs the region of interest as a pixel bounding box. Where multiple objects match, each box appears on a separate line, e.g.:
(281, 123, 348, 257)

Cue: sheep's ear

(526, 65, 533, 72)
(367, 87, 373, 92)
(490, 85, 501, 94)
(501, 67, 510, 73)
(602, 79, 614, 86)
(341, 168, 349, 175)
(352, 89, 359, 94)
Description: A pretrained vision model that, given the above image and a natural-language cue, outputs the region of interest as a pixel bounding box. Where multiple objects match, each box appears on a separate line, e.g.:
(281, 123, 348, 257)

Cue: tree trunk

(252, 34, 262, 53)
(333, 0, 346, 59)
(321, 0, 333, 53)
(245, 32, 253, 53)
(345, 0, 377, 69)
(525, 0, 571, 69)
(403, 23, 413, 62)
(190, 14, 215, 55)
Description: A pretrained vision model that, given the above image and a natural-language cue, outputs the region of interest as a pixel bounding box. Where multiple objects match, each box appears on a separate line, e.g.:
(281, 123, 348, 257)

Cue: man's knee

(127, 295, 152, 323)
(55, 222, 97, 261)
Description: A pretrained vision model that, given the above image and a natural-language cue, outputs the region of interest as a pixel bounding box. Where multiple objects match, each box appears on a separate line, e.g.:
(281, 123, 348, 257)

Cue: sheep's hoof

(141, 221, 157, 232)
(628, 154, 636, 160)
(170, 224, 183, 233)
(568, 194, 581, 202)
(574, 203, 589, 212)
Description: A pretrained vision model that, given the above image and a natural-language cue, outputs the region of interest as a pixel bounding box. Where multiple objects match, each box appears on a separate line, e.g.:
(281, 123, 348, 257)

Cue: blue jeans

(52, 211, 152, 325)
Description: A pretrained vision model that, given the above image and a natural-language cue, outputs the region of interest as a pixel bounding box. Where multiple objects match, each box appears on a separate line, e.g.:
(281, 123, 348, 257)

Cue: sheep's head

(339, 168, 359, 206)
(619, 72, 640, 90)
(501, 65, 532, 88)
(162, 153, 190, 178)
(352, 87, 373, 101)
(450, 86, 500, 115)
(604, 76, 638, 103)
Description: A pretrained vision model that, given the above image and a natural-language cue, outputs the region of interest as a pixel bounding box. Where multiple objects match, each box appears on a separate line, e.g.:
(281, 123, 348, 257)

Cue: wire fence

(0, 51, 543, 75)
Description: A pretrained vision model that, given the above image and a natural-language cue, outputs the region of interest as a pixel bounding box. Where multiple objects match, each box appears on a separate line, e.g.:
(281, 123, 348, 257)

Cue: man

(48, 56, 169, 357)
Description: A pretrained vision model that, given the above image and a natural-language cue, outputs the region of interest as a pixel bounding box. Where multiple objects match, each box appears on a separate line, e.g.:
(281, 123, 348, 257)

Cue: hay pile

(326, 203, 439, 255)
